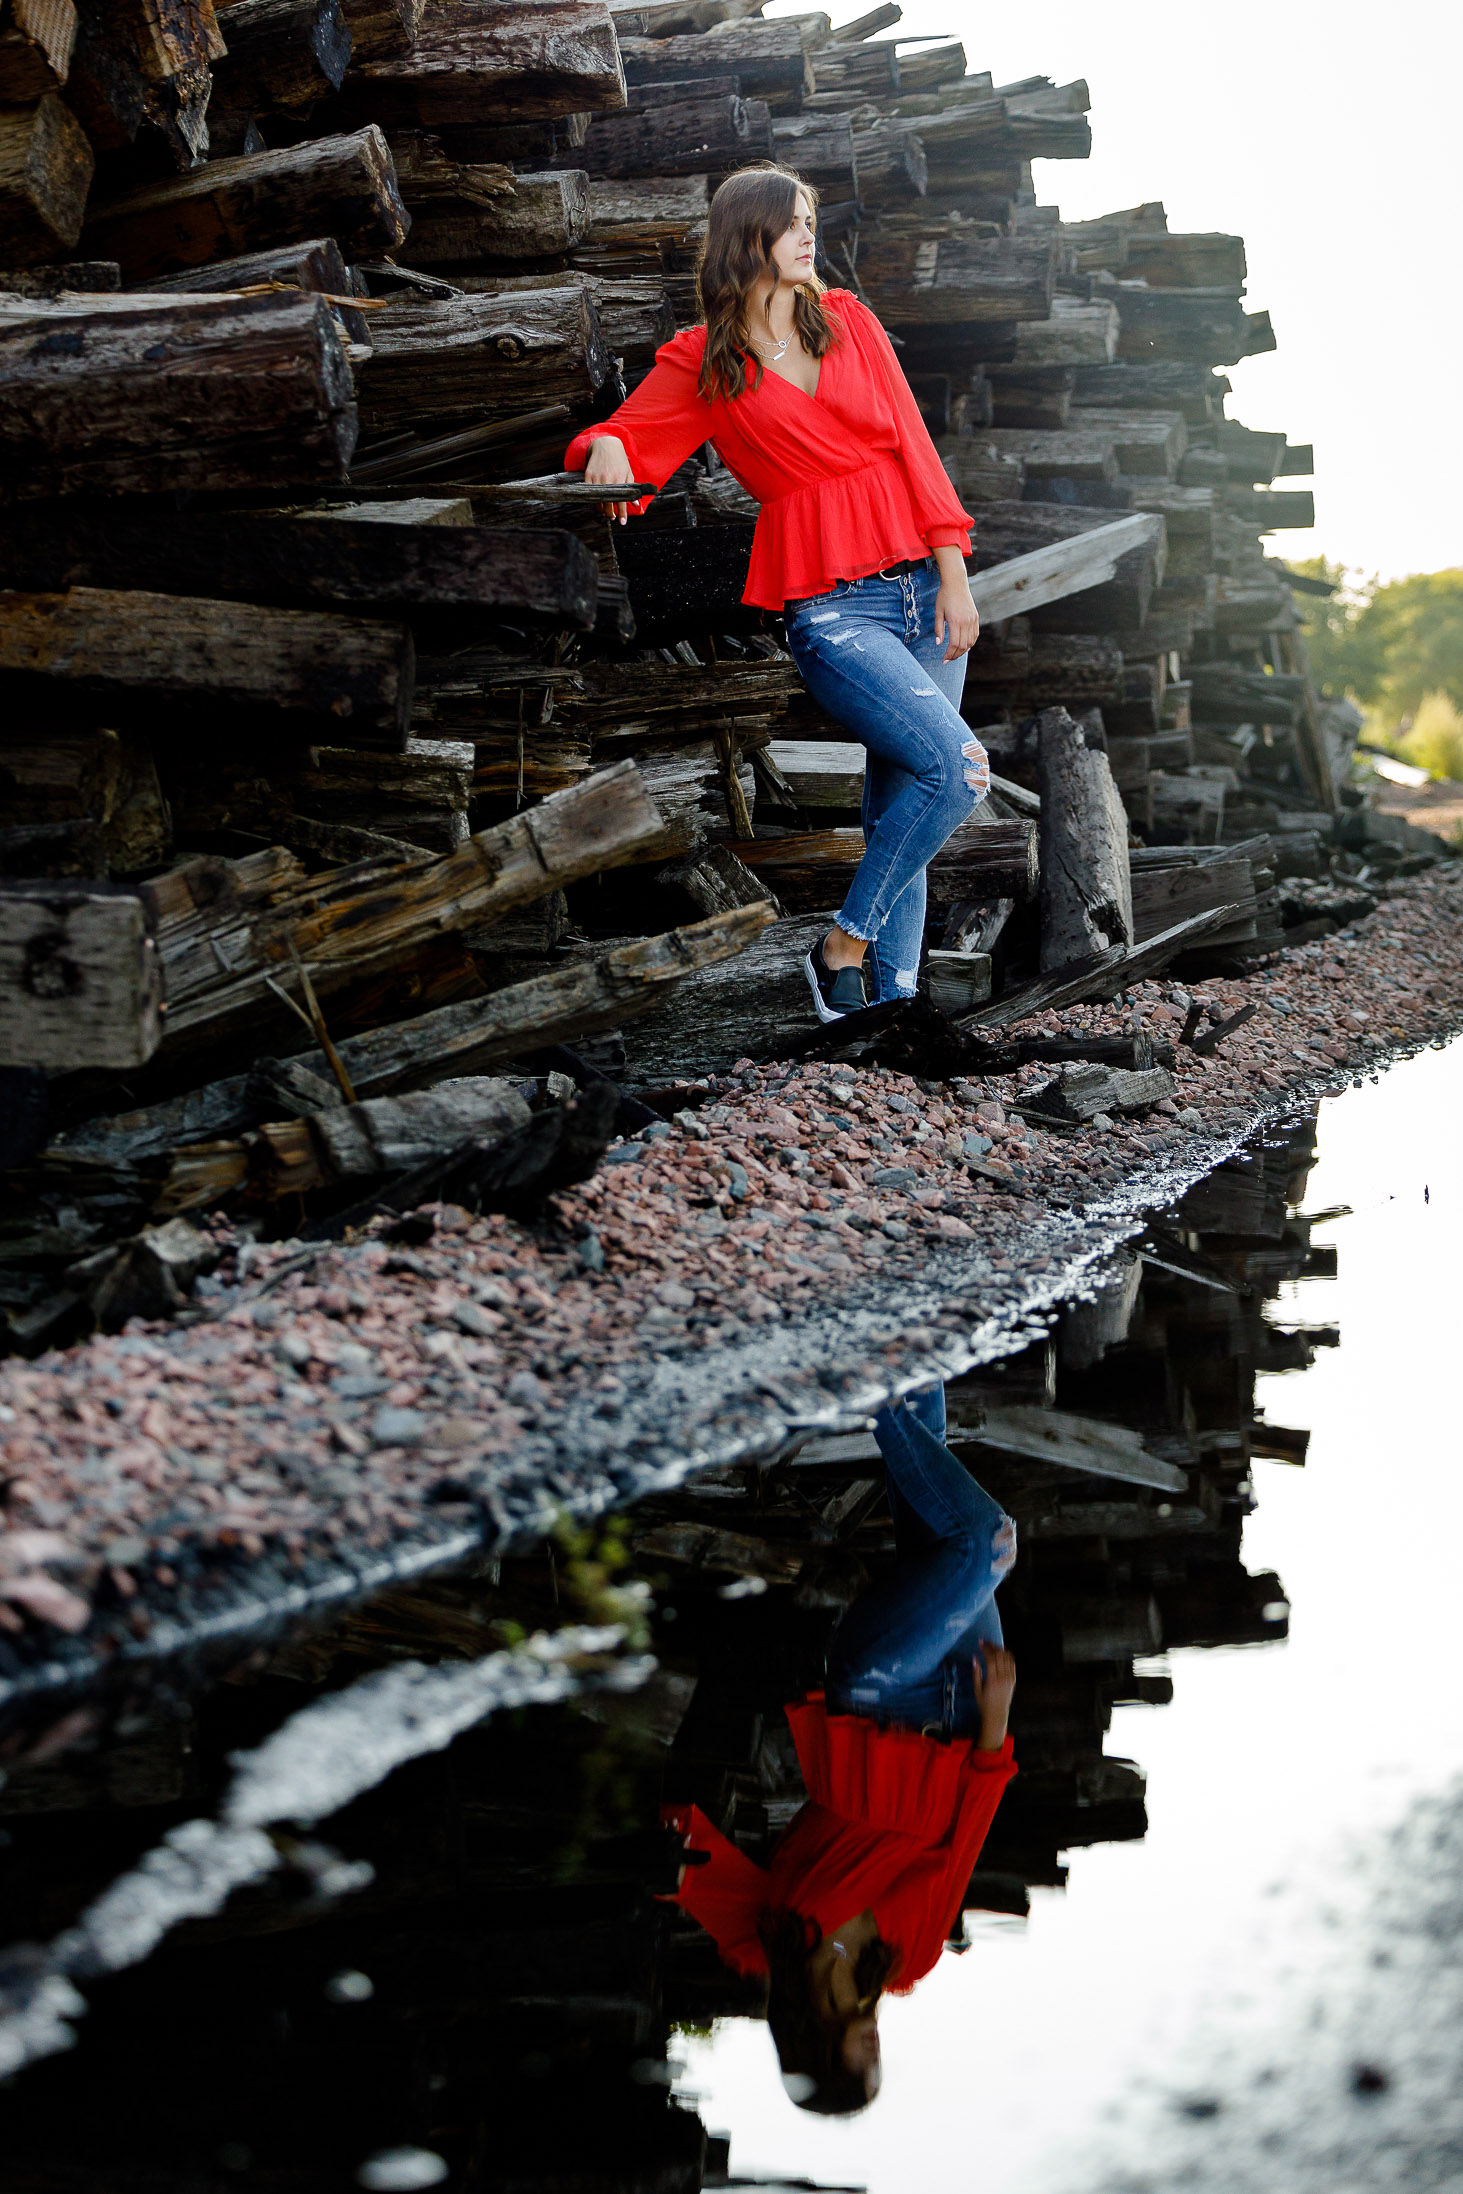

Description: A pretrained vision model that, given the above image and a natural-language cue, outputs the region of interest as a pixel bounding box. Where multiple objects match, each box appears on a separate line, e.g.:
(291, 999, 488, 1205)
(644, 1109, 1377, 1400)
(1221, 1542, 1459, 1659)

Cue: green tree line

(1294, 561, 1463, 778)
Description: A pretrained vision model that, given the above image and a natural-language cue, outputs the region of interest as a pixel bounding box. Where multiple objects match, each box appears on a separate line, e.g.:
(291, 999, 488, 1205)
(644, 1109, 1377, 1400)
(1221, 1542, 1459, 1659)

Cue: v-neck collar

(755, 346, 825, 405)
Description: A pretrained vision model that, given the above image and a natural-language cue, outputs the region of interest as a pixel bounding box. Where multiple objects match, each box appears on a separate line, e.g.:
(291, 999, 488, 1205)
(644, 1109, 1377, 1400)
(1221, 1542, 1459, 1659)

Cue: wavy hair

(758, 1908, 896, 2117)
(696, 164, 839, 405)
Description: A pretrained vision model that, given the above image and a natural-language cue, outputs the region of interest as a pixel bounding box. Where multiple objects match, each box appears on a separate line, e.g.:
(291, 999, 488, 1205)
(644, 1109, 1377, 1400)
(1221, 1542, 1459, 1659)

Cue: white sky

(770, 0, 1463, 583)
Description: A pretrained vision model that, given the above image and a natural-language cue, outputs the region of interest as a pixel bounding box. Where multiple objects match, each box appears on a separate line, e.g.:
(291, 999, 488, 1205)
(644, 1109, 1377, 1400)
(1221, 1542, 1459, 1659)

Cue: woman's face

(769, 191, 817, 285)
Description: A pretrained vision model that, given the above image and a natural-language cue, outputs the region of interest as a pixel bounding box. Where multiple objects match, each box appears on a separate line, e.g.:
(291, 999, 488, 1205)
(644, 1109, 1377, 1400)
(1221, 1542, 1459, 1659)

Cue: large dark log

(0, 882, 161, 1069)
(1069, 361, 1229, 424)
(357, 283, 613, 436)
(0, 511, 599, 630)
(0, 94, 93, 267)
(81, 126, 408, 279)
(617, 21, 818, 100)
(165, 734, 473, 855)
(966, 501, 1163, 633)
(555, 91, 771, 178)
(0, 290, 356, 498)
(211, 0, 352, 113)
(144, 759, 668, 1053)
(0, 587, 415, 744)
(963, 626, 1126, 711)
(0, 1, 77, 102)
(339, 0, 421, 59)
(391, 140, 591, 263)
(805, 36, 895, 102)
(350, 0, 627, 125)
(863, 235, 1056, 327)
(1037, 705, 1133, 971)
(66, 0, 225, 167)
(850, 123, 926, 202)
(619, 910, 828, 1080)
(1111, 286, 1276, 367)
(770, 111, 855, 200)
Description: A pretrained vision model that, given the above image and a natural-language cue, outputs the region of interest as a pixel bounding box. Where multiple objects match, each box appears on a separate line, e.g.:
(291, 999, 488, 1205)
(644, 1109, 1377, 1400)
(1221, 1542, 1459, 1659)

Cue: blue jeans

(825, 1385, 1014, 1740)
(783, 563, 989, 1003)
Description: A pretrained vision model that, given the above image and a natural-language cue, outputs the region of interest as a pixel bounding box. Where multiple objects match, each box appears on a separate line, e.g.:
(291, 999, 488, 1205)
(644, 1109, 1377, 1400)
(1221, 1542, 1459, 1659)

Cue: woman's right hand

(972, 1645, 1017, 1748)
(584, 432, 637, 525)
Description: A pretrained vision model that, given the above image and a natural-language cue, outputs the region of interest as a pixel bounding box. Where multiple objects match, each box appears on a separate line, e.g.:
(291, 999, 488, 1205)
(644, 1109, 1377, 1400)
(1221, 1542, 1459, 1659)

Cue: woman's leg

(826, 1397, 1012, 1713)
(786, 574, 988, 989)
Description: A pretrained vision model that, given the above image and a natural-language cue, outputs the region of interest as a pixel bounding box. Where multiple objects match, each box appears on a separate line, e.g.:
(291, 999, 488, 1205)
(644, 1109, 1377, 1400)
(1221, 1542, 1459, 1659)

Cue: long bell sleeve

(843, 294, 974, 555)
(564, 328, 715, 516)
(661, 1802, 772, 1978)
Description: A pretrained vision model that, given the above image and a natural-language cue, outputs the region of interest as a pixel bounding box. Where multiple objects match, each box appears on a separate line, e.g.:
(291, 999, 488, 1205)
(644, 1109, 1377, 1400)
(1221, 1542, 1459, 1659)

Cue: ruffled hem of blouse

(743, 458, 970, 610)
(786, 1693, 1013, 1841)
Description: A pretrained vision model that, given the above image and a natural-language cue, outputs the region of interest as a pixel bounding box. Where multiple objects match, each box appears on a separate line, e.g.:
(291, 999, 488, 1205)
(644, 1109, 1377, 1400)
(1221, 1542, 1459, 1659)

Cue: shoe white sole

(802, 948, 849, 1024)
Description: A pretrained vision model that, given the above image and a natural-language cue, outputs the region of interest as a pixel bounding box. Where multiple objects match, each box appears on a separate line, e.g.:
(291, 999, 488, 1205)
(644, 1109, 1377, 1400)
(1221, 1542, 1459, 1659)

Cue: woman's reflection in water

(663, 1384, 1017, 2115)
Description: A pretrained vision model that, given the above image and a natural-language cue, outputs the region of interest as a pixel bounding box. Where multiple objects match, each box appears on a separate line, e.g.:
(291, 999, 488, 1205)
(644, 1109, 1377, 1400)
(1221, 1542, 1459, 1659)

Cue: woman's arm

(564, 328, 715, 523)
(971, 1645, 1016, 1752)
(931, 543, 981, 662)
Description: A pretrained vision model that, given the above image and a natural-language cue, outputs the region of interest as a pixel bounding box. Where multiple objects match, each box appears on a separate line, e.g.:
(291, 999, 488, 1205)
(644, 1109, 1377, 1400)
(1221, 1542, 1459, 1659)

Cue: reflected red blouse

(662, 1693, 1016, 1993)
(563, 290, 974, 611)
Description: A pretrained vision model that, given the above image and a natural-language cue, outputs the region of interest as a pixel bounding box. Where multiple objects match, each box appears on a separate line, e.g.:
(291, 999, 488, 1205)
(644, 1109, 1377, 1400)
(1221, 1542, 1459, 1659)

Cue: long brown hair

(696, 164, 839, 404)
(758, 1908, 897, 2118)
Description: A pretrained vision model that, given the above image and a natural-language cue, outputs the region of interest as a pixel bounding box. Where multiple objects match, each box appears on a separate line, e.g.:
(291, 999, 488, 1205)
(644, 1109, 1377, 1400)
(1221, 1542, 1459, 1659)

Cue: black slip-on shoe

(802, 934, 867, 1023)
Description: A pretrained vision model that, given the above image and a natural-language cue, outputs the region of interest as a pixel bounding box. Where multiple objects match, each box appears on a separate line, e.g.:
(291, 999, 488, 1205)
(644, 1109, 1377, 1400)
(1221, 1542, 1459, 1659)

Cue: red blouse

(563, 290, 975, 611)
(662, 1693, 1016, 1993)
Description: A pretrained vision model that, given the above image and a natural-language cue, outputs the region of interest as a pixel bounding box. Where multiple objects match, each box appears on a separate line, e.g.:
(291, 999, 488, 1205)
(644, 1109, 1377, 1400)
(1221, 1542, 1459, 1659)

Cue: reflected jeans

(825, 1385, 1013, 1741)
(782, 563, 989, 1004)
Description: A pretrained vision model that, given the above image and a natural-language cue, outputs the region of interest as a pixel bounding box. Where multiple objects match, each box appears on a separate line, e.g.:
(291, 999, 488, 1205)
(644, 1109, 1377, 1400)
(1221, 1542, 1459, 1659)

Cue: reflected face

(840, 2012, 882, 2099)
(770, 192, 817, 285)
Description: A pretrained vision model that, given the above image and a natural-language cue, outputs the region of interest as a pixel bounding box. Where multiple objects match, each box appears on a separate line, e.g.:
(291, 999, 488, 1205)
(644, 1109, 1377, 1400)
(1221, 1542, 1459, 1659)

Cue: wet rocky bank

(1, 866, 1461, 1711)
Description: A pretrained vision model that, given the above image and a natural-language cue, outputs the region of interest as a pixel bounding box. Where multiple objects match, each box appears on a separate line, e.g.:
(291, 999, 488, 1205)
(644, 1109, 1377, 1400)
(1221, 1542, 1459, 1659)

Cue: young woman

(565, 163, 990, 1023)
(662, 1384, 1018, 2115)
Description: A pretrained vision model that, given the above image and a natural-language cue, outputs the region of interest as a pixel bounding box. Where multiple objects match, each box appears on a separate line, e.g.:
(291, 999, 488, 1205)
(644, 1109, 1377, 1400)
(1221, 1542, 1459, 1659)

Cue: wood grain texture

(82, 125, 407, 279)
(0, 290, 356, 499)
(0, 0, 77, 98)
(352, 0, 627, 124)
(358, 283, 612, 435)
(0, 95, 93, 267)
(0, 884, 161, 1069)
(0, 588, 414, 743)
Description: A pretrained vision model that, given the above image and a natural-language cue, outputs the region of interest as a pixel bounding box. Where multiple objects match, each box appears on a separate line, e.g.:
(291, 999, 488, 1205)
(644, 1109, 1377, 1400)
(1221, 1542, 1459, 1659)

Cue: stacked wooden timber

(0, 0, 1449, 1351)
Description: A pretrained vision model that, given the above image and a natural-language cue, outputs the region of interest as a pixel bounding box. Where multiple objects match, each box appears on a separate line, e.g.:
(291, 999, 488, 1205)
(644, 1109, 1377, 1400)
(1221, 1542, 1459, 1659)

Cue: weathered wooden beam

(964, 1404, 1188, 1493)
(247, 1074, 531, 1197)
(147, 759, 669, 1051)
(338, 0, 420, 58)
(969, 903, 1250, 1027)
(0, 0, 77, 99)
(81, 126, 408, 280)
(617, 20, 819, 100)
(357, 283, 612, 436)
(724, 818, 1037, 911)
(864, 235, 1056, 327)
(968, 514, 1165, 625)
(350, 0, 627, 125)
(558, 90, 771, 178)
(391, 141, 591, 263)
(0, 94, 93, 268)
(0, 290, 356, 499)
(1015, 1060, 1175, 1126)
(67, 0, 226, 166)
(0, 884, 161, 1069)
(211, 0, 353, 113)
(0, 588, 414, 743)
(0, 511, 599, 630)
(1037, 705, 1133, 971)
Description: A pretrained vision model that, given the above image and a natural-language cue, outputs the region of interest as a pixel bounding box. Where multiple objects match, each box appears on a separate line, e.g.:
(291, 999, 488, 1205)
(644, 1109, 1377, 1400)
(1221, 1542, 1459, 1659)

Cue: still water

(682, 1035, 1463, 2191)
(0, 1037, 1458, 2193)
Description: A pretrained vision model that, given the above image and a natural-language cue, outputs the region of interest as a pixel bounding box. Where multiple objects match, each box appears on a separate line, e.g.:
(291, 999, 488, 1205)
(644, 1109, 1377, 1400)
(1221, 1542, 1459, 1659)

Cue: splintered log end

(1037, 704, 1134, 973)
(0, 93, 95, 268)
(0, 886, 162, 1070)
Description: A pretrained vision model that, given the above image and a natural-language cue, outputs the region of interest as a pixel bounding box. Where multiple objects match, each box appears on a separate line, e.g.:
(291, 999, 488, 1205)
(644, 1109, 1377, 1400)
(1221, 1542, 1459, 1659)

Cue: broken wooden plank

(969, 902, 1251, 1027)
(1014, 1061, 1175, 1126)
(147, 760, 670, 1052)
(962, 1404, 1188, 1492)
(968, 514, 1164, 625)
(0, 884, 161, 1069)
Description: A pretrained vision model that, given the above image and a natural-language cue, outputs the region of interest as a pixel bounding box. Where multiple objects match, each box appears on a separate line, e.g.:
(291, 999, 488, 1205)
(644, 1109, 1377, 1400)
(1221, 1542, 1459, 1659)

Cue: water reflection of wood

(0, 1107, 1334, 2187)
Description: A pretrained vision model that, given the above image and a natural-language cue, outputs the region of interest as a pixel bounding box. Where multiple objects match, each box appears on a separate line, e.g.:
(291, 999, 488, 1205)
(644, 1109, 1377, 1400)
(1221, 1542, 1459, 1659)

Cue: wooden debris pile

(0, 0, 1451, 1356)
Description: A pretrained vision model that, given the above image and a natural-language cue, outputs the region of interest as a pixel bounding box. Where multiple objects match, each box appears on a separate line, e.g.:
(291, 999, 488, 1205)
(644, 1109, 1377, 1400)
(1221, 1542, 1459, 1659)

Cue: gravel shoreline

(2, 868, 1461, 1704)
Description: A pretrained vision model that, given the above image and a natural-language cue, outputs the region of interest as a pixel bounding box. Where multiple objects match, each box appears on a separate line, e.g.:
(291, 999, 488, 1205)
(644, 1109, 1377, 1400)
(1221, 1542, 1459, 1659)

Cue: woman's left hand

(934, 577, 980, 661)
